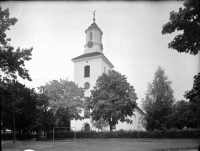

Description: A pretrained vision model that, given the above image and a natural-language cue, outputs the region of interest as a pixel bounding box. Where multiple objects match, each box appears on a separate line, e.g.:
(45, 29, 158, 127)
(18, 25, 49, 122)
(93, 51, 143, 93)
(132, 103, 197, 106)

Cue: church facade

(71, 15, 145, 131)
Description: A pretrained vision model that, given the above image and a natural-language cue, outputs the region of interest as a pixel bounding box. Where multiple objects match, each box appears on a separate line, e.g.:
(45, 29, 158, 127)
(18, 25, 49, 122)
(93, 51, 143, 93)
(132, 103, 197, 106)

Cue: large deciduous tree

(162, 0, 200, 55)
(0, 6, 33, 116)
(90, 70, 138, 131)
(142, 66, 175, 131)
(0, 6, 33, 146)
(43, 79, 85, 127)
(162, 0, 200, 129)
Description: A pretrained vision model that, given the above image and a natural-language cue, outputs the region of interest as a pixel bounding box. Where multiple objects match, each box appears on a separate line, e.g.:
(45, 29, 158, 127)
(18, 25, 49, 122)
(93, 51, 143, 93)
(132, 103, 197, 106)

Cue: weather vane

(93, 10, 96, 22)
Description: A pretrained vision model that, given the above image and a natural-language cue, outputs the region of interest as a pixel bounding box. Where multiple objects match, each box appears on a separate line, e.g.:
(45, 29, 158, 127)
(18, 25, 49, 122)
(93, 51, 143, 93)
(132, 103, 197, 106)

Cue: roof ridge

(71, 52, 102, 60)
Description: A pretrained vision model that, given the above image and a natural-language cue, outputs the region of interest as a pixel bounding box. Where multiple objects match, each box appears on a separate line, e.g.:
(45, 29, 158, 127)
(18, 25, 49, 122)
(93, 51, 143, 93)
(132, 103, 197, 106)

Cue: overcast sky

(1, 1, 199, 107)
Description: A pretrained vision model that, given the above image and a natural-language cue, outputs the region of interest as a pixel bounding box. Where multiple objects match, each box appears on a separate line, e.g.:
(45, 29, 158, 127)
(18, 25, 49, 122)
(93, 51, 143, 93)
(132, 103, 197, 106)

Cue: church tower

(84, 11, 103, 54)
(71, 12, 114, 131)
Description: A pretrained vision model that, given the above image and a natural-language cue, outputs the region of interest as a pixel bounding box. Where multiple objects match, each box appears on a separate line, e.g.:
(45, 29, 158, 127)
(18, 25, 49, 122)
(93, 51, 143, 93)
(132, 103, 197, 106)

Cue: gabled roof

(135, 106, 145, 115)
(71, 52, 114, 68)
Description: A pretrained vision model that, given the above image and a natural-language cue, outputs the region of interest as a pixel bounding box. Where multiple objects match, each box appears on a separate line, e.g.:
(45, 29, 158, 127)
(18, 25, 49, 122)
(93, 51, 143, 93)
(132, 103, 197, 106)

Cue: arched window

(84, 66, 90, 78)
(85, 124, 90, 131)
(90, 32, 93, 40)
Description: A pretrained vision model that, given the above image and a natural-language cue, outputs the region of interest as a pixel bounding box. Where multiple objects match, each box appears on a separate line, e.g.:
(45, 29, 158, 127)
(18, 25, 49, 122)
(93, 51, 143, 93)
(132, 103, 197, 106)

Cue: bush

(46, 129, 200, 139)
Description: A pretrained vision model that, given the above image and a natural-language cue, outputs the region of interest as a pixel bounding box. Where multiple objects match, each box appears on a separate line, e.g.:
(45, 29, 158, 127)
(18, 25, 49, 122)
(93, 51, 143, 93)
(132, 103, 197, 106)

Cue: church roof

(72, 52, 101, 60)
(135, 106, 145, 115)
(85, 22, 103, 34)
(72, 52, 114, 68)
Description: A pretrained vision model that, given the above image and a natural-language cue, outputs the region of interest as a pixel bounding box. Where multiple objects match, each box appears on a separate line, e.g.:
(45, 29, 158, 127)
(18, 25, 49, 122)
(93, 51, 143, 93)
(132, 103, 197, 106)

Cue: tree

(43, 79, 85, 126)
(162, 0, 200, 129)
(142, 66, 175, 131)
(34, 86, 55, 136)
(1, 81, 38, 136)
(90, 70, 138, 131)
(184, 73, 200, 128)
(0, 6, 33, 146)
(162, 0, 200, 55)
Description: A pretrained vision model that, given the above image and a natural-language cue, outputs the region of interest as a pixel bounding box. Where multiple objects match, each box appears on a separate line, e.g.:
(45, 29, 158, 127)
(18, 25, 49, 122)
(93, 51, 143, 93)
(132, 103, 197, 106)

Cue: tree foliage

(43, 79, 85, 124)
(184, 73, 200, 128)
(0, 6, 33, 81)
(92, 118, 109, 131)
(184, 72, 200, 104)
(0, 7, 17, 45)
(1, 80, 38, 133)
(33, 86, 55, 135)
(142, 66, 175, 131)
(90, 70, 138, 131)
(162, 0, 200, 55)
(170, 100, 195, 129)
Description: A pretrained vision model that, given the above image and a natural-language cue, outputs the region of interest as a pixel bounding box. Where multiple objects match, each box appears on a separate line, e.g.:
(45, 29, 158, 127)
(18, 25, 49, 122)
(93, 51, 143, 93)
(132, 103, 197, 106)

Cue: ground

(2, 139, 200, 151)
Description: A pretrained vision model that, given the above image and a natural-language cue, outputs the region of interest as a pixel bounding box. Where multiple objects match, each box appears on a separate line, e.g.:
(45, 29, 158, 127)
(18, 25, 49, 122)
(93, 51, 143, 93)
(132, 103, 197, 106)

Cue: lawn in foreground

(2, 138, 200, 151)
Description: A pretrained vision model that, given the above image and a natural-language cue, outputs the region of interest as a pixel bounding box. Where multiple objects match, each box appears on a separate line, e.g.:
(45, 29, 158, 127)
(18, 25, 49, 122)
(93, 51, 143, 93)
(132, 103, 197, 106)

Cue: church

(71, 13, 145, 131)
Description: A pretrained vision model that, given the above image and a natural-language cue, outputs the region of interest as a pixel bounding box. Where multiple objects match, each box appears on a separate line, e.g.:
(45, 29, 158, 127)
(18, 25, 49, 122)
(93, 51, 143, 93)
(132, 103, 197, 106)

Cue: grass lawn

(2, 138, 200, 151)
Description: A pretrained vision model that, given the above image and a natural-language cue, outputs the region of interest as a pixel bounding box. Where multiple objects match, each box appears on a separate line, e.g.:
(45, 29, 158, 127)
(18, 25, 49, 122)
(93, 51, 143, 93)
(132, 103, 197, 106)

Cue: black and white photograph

(1, 0, 200, 150)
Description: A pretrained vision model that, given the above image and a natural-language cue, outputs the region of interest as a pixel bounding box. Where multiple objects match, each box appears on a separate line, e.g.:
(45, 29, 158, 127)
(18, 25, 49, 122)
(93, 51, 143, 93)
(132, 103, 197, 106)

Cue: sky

(1, 1, 199, 107)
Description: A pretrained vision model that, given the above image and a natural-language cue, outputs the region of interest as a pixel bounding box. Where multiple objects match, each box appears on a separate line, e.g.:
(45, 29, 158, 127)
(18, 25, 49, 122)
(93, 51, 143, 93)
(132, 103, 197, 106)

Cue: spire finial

(93, 10, 96, 22)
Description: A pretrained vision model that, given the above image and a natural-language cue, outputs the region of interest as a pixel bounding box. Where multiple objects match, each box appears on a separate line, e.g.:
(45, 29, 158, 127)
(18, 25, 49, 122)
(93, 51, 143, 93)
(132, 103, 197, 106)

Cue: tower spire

(93, 10, 96, 22)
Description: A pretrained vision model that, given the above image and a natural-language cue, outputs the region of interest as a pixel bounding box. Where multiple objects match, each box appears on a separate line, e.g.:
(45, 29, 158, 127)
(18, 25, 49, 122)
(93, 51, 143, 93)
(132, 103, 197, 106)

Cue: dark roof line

(72, 51, 114, 68)
(71, 52, 102, 60)
(136, 106, 145, 115)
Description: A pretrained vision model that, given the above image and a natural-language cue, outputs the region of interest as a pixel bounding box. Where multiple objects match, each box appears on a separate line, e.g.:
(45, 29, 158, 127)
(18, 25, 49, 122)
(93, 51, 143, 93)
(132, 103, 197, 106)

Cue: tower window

(84, 66, 90, 77)
(90, 32, 93, 40)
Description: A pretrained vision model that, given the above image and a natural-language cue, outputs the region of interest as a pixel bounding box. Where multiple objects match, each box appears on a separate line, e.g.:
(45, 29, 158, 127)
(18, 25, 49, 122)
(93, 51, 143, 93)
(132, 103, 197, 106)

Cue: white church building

(71, 14, 145, 131)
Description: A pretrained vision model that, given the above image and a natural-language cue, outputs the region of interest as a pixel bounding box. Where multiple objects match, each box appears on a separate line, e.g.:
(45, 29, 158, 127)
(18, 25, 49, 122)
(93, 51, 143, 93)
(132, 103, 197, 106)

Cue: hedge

(46, 129, 200, 139)
(1, 133, 38, 140)
(3, 129, 199, 140)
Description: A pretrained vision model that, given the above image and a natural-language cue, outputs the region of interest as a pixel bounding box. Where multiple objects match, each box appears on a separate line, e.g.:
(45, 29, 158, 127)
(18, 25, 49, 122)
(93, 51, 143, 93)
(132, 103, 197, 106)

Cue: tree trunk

(13, 80, 16, 143)
(13, 112, 16, 143)
(98, 122, 100, 132)
(36, 130, 38, 138)
(109, 119, 113, 131)
(1, 127, 2, 151)
(19, 129, 21, 139)
(109, 124, 112, 131)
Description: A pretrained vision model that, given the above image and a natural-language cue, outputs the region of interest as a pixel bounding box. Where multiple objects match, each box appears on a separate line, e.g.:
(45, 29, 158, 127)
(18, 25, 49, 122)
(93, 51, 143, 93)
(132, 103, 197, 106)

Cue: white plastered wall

(72, 57, 107, 131)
